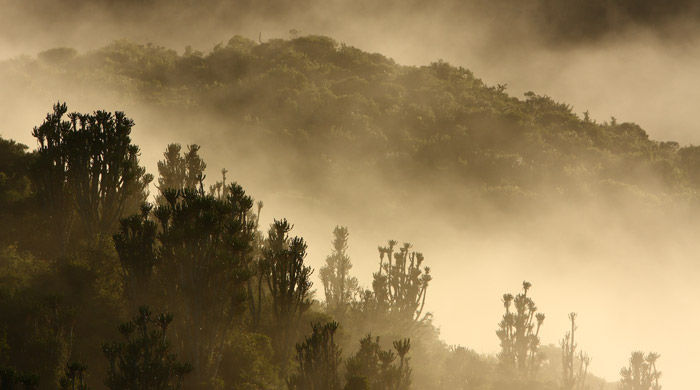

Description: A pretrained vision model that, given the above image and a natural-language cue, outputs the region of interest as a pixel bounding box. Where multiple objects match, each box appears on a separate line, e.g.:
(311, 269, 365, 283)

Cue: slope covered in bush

(4, 36, 698, 213)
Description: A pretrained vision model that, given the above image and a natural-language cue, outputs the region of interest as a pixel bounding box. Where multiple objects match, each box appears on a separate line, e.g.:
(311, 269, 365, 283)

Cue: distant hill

(3, 35, 700, 218)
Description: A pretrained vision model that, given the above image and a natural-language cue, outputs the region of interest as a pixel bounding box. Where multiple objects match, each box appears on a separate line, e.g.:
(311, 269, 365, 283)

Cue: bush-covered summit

(6, 35, 699, 211)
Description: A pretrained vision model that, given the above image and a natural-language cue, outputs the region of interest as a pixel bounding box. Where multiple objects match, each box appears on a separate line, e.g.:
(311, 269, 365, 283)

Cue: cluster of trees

(0, 104, 424, 389)
(5, 35, 700, 219)
(0, 104, 664, 389)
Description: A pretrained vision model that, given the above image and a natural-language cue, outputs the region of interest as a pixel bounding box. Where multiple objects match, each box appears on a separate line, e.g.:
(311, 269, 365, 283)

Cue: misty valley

(3, 3, 700, 389)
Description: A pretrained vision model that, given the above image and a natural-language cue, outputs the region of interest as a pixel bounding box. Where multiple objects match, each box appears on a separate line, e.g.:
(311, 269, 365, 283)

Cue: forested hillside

(4, 35, 700, 215)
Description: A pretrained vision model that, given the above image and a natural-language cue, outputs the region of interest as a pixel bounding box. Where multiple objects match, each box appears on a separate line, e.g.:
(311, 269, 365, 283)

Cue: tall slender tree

(561, 313, 590, 390)
(261, 219, 313, 360)
(319, 226, 359, 318)
(496, 281, 545, 381)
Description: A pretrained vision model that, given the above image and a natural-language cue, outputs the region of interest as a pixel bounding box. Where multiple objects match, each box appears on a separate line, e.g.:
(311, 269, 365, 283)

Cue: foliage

(31, 103, 152, 247)
(619, 352, 661, 390)
(59, 362, 88, 390)
(496, 281, 545, 381)
(0, 137, 33, 249)
(345, 334, 412, 390)
(438, 346, 492, 390)
(0, 253, 121, 390)
(245, 199, 266, 329)
(208, 168, 230, 200)
(1, 57, 670, 389)
(261, 219, 314, 361)
(0, 367, 39, 390)
(288, 322, 342, 390)
(155, 143, 206, 204)
(5, 36, 700, 217)
(320, 226, 359, 318)
(114, 184, 256, 387)
(561, 313, 590, 390)
(0, 138, 31, 209)
(372, 241, 431, 323)
(103, 307, 191, 390)
(112, 204, 158, 305)
(218, 330, 280, 390)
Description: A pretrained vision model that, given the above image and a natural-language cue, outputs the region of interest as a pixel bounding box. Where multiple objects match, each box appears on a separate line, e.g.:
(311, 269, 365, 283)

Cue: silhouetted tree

(345, 335, 380, 390)
(113, 204, 158, 306)
(261, 219, 313, 359)
(157, 185, 254, 386)
(0, 137, 33, 249)
(320, 226, 359, 318)
(496, 281, 545, 381)
(288, 322, 341, 390)
(0, 137, 31, 208)
(156, 143, 206, 203)
(372, 241, 431, 322)
(114, 184, 256, 387)
(619, 352, 661, 390)
(31, 103, 151, 245)
(103, 307, 191, 390)
(561, 313, 590, 390)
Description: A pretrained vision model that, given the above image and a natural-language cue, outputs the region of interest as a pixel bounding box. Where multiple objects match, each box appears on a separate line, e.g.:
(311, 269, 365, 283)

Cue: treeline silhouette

(0, 104, 660, 389)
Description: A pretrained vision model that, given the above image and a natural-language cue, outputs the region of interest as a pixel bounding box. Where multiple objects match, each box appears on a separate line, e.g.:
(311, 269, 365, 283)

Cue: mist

(5, 0, 700, 143)
(2, 1, 700, 389)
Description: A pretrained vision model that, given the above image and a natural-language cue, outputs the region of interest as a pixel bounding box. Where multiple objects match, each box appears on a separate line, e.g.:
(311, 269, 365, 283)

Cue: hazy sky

(3, 0, 700, 387)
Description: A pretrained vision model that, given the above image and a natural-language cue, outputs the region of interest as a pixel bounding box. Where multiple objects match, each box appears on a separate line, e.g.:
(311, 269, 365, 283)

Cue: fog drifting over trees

(1, 1, 700, 389)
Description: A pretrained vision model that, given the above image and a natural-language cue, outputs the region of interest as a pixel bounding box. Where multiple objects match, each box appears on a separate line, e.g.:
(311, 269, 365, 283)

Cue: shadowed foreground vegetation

(0, 101, 662, 389)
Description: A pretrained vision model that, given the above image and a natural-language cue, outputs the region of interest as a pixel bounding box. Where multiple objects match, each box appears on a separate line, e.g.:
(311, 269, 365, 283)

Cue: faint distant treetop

(496, 281, 545, 381)
(156, 143, 206, 204)
(561, 312, 590, 390)
(619, 351, 661, 390)
(320, 226, 360, 318)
